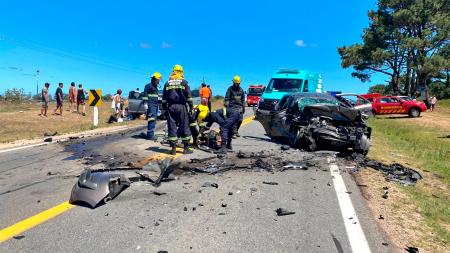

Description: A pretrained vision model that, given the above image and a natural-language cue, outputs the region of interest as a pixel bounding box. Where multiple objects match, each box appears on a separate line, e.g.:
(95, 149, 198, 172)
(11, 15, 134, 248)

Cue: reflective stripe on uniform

(223, 107, 227, 119)
(167, 136, 178, 141)
(166, 85, 184, 90)
(190, 123, 197, 127)
(187, 97, 193, 101)
(180, 136, 192, 141)
(142, 97, 148, 100)
(148, 117, 155, 122)
(198, 122, 207, 127)
(148, 94, 159, 97)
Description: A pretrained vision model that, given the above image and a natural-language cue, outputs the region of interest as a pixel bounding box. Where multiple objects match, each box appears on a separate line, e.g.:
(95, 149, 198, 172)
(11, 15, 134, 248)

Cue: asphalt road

(0, 109, 393, 253)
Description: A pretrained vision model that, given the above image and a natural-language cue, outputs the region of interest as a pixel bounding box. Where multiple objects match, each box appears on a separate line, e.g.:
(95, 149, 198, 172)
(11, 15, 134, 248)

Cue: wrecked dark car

(255, 93, 371, 154)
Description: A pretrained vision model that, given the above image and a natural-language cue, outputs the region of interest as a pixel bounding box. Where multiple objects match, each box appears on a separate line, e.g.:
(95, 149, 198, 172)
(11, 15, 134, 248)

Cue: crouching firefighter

(143, 72, 162, 140)
(162, 64, 194, 155)
(189, 98, 209, 147)
(195, 105, 240, 153)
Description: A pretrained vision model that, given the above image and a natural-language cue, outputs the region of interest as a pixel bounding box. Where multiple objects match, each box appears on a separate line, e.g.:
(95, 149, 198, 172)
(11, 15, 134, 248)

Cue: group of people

(143, 64, 245, 155)
(39, 82, 87, 117)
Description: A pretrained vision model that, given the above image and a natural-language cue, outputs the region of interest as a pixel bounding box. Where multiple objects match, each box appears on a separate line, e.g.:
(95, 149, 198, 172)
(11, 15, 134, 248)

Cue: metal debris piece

(281, 164, 307, 171)
(69, 169, 131, 208)
(275, 208, 296, 216)
(202, 182, 219, 188)
(281, 145, 290, 150)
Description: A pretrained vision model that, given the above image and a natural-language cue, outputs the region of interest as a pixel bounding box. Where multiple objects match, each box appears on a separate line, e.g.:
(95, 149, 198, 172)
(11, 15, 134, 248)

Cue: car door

(377, 97, 401, 114)
(270, 96, 293, 138)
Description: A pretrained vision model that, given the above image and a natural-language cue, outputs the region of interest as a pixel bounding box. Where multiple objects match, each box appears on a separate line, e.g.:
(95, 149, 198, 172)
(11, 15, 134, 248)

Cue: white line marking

(329, 159, 372, 253)
(0, 143, 49, 154)
(0, 125, 145, 154)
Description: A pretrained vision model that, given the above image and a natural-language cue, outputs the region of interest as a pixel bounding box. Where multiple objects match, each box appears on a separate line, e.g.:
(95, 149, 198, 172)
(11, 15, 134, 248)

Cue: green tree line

(339, 0, 449, 98)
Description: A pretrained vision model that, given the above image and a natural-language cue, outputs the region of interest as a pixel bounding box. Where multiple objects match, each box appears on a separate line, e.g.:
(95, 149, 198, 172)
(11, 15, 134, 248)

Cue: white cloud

(294, 39, 306, 47)
(139, 42, 152, 49)
(161, 41, 172, 49)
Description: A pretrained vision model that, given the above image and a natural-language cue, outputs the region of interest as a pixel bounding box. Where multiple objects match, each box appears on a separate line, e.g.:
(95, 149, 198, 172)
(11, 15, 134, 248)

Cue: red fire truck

(246, 85, 265, 106)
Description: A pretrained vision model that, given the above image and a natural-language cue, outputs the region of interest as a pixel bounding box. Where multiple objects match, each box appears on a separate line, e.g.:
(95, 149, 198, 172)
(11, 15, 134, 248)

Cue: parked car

(372, 96, 427, 117)
(258, 69, 324, 111)
(255, 93, 371, 154)
(127, 88, 200, 120)
(334, 93, 373, 117)
(246, 85, 265, 106)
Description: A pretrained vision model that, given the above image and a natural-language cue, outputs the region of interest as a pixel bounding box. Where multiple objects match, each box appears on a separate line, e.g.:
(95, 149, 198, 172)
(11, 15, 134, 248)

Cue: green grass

(369, 117, 450, 246)
(437, 99, 450, 108)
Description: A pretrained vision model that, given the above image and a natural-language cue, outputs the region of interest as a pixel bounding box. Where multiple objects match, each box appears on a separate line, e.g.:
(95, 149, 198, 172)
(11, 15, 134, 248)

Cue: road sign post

(88, 89, 102, 128)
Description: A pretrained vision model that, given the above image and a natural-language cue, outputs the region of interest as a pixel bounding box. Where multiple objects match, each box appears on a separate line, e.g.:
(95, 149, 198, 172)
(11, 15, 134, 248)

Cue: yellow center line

(0, 201, 74, 243)
(0, 115, 254, 243)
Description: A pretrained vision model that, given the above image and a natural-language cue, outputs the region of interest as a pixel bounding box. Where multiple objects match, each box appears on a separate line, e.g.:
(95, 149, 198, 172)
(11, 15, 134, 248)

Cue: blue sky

(0, 0, 384, 96)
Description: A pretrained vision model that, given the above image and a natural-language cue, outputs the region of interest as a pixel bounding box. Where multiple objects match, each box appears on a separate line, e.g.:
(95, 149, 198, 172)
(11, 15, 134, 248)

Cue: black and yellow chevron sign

(88, 89, 102, 107)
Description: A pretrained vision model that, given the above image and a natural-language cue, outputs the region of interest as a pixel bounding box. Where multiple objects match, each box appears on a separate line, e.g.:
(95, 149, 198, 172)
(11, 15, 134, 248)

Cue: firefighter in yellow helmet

(162, 64, 194, 155)
(193, 99, 240, 153)
(143, 72, 162, 140)
(224, 75, 245, 138)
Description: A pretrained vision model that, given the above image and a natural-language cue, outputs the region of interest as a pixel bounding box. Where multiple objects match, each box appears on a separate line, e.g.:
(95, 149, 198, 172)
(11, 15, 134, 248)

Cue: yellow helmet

(233, 75, 241, 84)
(173, 64, 184, 72)
(152, 72, 162, 80)
(197, 104, 209, 122)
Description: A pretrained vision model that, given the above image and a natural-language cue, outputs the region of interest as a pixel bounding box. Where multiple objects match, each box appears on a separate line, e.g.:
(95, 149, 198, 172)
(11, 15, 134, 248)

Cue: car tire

(408, 107, 420, 118)
(289, 128, 301, 148)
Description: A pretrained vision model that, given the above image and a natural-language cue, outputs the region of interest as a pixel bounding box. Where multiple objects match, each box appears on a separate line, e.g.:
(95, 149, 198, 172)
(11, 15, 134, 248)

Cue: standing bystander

(207, 85, 212, 111)
(77, 84, 87, 116)
(39, 82, 50, 117)
(430, 96, 437, 112)
(69, 82, 77, 113)
(52, 83, 64, 116)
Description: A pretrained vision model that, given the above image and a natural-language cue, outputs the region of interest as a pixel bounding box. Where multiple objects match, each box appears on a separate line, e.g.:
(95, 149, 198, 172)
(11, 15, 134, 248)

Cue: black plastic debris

(275, 208, 296, 216)
(202, 182, 219, 188)
(340, 153, 423, 185)
(382, 190, 389, 199)
(221, 203, 227, 207)
(262, 181, 279, 185)
(152, 191, 166, 196)
(405, 246, 419, 253)
(44, 137, 53, 142)
(13, 235, 25, 240)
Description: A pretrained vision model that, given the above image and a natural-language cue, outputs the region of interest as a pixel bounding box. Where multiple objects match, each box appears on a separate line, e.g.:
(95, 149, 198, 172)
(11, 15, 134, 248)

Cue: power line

(2, 35, 149, 76)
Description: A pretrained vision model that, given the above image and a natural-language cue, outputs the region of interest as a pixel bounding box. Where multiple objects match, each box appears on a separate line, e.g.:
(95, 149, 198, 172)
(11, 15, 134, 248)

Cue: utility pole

(36, 69, 40, 98)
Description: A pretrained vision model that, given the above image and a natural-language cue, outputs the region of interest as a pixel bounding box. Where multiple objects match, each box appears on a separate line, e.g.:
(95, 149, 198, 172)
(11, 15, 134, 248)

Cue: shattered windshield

(267, 78, 303, 91)
(297, 97, 339, 111)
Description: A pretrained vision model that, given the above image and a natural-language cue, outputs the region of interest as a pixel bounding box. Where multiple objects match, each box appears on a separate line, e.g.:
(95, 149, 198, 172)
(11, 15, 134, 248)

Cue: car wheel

(289, 128, 301, 148)
(408, 108, 420, 118)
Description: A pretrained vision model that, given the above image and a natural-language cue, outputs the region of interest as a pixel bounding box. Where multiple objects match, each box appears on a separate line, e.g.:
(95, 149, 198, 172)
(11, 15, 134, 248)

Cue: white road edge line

(328, 157, 372, 253)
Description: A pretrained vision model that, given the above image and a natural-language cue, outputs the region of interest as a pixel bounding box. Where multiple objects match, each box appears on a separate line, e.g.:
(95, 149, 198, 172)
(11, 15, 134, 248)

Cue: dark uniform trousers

(167, 104, 191, 143)
(207, 109, 240, 146)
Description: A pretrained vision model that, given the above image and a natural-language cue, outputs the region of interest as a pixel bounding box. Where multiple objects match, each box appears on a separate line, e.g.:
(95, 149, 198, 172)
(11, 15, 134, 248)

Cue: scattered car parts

(69, 169, 131, 208)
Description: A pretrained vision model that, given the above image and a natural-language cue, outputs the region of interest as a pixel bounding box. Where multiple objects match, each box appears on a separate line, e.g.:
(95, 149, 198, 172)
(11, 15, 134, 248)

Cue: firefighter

(189, 98, 208, 147)
(196, 103, 240, 153)
(143, 72, 162, 140)
(224, 75, 245, 138)
(162, 64, 194, 155)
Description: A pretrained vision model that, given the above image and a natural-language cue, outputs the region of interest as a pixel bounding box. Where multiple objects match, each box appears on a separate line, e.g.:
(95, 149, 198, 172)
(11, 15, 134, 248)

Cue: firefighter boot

(226, 141, 233, 151)
(170, 142, 177, 155)
(183, 142, 193, 154)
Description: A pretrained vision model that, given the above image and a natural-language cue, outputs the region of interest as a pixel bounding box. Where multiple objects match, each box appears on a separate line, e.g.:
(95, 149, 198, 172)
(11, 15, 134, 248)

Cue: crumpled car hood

(303, 104, 362, 122)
